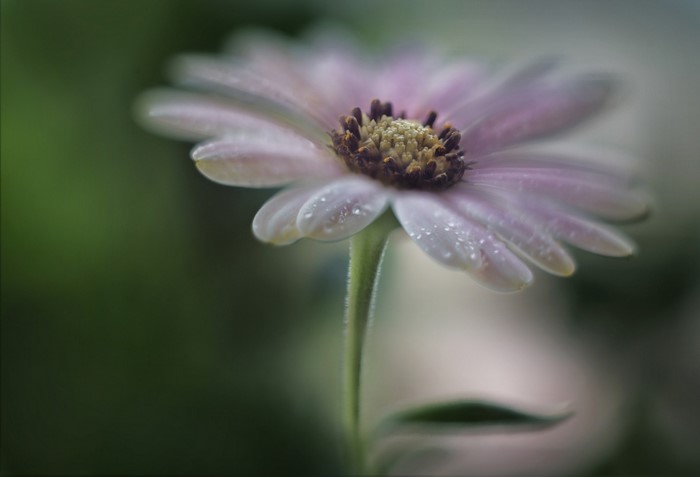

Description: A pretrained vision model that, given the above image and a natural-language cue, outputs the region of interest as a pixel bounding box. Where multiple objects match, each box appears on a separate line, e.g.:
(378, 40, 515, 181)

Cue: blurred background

(2, 0, 699, 475)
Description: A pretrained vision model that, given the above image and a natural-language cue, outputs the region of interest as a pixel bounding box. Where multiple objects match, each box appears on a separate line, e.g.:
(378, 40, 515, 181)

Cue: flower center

(330, 99, 466, 190)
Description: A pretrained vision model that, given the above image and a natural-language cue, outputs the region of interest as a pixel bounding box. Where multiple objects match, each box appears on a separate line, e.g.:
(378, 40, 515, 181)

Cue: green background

(2, 1, 346, 474)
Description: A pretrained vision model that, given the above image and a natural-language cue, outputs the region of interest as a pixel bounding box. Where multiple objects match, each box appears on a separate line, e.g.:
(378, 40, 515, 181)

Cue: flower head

(138, 29, 647, 292)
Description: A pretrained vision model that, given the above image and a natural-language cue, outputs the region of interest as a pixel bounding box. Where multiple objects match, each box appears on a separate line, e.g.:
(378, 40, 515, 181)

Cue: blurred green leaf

(376, 400, 572, 434)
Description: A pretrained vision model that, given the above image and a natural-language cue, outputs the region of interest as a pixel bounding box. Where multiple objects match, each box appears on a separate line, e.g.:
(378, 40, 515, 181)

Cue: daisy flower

(138, 30, 647, 292)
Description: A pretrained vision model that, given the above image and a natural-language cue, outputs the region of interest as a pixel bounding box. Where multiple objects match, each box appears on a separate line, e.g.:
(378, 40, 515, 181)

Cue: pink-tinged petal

(302, 24, 364, 56)
(252, 185, 321, 245)
(465, 167, 648, 221)
(225, 29, 356, 128)
(192, 135, 342, 188)
(374, 50, 438, 108)
(136, 90, 328, 144)
(393, 193, 533, 291)
(296, 176, 389, 241)
(171, 55, 301, 106)
(443, 58, 558, 125)
(170, 55, 336, 129)
(409, 61, 485, 119)
(547, 213, 636, 257)
(470, 150, 637, 185)
(521, 201, 637, 256)
(492, 57, 560, 91)
(392, 193, 483, 271)
(460, 75, 614, 155)
(243, 56, 339, 128)
(298, 25, 373, 106)
(447, 187, 576, 276)
(304, 53, 373, 117)
(471, 188, 638, 257)
(467, 232, 534, 293)
(227, 26, 370, 121)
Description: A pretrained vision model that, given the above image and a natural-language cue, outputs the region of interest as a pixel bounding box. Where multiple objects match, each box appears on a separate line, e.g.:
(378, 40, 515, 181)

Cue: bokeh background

(2, 0, 699, 475)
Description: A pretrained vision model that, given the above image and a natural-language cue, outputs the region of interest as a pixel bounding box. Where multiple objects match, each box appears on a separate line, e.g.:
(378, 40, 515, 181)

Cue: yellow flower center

(331, 100, 466, 190)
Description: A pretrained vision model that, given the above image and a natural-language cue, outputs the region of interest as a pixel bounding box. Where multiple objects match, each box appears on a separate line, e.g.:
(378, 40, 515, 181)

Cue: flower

(138, 29, 647, 292)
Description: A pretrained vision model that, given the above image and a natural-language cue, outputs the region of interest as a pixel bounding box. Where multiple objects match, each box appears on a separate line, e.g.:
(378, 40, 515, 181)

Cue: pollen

(330, 99, 467, 190)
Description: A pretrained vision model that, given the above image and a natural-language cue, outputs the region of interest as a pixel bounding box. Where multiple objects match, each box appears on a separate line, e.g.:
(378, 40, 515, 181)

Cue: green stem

(343, 212, 397, 474)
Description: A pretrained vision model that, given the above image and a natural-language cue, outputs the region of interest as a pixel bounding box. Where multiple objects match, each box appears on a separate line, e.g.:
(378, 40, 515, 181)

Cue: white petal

(192, 135, 341, 187)
(252, 186, 321, 245)
(447, 187, 575, 276)
(392, 193, 483, 270)
(296, 176, 389, 241)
